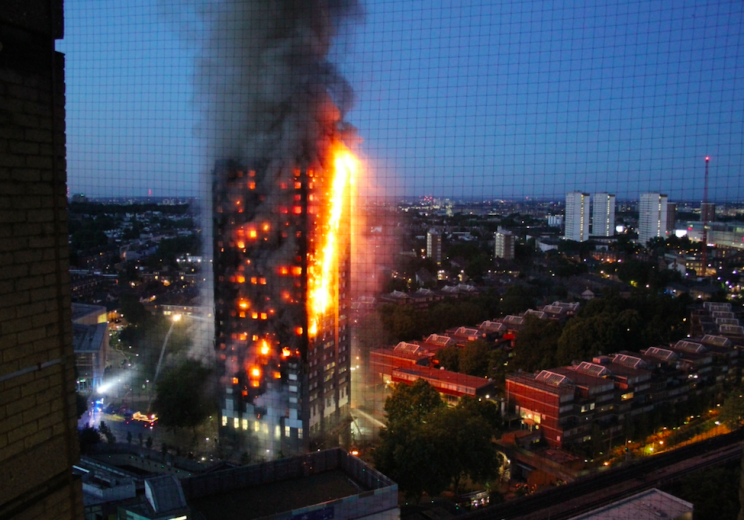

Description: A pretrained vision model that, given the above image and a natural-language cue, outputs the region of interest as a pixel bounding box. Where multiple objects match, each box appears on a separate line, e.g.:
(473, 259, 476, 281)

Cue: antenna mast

(701, 156, 709, 277)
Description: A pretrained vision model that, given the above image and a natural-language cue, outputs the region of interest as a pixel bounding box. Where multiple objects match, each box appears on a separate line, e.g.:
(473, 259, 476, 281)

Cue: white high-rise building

(494, 229, 515, 260)
(427, 230, 442, 265)
(639, 193, 669, 246)
(592, 193, 616, 237)
(564, 192, 590, 242)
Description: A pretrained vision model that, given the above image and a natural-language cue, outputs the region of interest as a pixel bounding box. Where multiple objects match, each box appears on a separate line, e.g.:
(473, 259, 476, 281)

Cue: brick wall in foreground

(0, 1, 83, 518)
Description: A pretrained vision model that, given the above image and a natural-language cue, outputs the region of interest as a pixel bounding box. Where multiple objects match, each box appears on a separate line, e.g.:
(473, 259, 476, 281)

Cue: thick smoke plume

(194, 0, 362, 168)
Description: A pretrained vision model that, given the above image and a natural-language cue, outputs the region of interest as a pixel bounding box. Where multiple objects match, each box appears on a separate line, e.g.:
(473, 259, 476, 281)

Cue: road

(463, 429, 744, 520)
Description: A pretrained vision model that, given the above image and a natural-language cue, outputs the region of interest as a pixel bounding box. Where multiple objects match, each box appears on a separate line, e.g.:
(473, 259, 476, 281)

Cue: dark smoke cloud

(193, 0, 362, 168)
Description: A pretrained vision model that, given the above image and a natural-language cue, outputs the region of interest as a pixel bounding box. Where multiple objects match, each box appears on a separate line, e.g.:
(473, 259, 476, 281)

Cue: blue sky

(58, 0, 744, 201)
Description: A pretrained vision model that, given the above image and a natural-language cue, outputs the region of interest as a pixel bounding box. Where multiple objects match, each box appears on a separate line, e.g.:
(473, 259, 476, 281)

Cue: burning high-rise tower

(213, 150, 355, 458)
(195, 0, 362, 459)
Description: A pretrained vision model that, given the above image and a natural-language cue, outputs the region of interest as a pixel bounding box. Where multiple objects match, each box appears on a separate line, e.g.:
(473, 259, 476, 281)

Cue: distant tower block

(667, 203, 678, 234)
(494, 229, 515, 260)
(427, 230, 442, 265)
(639, 192, 669, 246)
(564, 191, 590, 242)
(701, 203, 716, 223)
(592, 193, 616, 237)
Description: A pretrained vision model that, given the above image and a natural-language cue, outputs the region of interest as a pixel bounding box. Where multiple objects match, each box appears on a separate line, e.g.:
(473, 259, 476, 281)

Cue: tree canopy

(500, 284, 538, 316)
(512, 315, 561, 372)
(152, 359, 217, 432)
(374, 380, 500, 501)
(383, 379, 445, 425)
(719, 388, 744, 430)
(432, 340, 500, 378)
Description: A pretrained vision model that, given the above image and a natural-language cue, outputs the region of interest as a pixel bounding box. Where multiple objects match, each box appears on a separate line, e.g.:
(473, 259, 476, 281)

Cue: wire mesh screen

(57, 0, 744, 514)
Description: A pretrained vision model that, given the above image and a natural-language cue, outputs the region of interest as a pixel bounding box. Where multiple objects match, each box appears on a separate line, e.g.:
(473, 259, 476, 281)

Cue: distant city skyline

(58, 0, 744, 200)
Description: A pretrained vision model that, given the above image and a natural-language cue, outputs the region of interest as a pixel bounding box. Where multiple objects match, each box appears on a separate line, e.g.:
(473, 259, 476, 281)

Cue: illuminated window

(221, 416, 227, 427)
(233, 417, 239, 429)
(285, 426, 290, 437)
(242, 419, 248, 430)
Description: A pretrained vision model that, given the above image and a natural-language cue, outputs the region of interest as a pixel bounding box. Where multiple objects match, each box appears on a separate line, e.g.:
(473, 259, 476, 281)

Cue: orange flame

(307, 142, 356, 337)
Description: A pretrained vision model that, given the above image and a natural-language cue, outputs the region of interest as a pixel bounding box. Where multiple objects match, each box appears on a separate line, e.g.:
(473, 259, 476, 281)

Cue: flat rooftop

(72, 322, 107, 353)
(568, 488, 692, 520)
(189, 469, 361, 520)
(71, 302, 106, 322)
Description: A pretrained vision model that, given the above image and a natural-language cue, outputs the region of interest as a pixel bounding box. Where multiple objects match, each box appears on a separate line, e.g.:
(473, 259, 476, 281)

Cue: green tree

(459, 340, 491, 377)
(374, 416, 453, 502)
(119, 292, 151, 326)
(152, 360, 217, 434)
(375, 382, 500, 501)
(383, 379, 445, 425)
(375, 381, 449, 502)
(78, 426, 101, 453)
(500, 285, 538, 316)
(434, 346, 461, 372)
(429, 407, 499, 494)
(556, 314, 620, 366)
(456, 396, 502, 431)
(464, 254, 490, 281)
(719, 389, 744, 429)
(512, 315, 562, 372)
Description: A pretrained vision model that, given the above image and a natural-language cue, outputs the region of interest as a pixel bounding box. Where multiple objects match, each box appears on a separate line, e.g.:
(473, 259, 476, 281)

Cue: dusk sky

(58, 0, 744, 201)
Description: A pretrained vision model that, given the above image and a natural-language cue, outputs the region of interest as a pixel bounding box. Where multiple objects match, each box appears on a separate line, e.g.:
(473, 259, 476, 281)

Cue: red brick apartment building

(0, 1, 85, 518)
(391, 366, 495, 405)
(370, 340, 496, 404)
(506, 336, 740, 448)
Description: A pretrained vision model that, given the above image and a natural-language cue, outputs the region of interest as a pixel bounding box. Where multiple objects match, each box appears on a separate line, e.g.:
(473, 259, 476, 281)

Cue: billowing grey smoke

(194, 0, 362, 167)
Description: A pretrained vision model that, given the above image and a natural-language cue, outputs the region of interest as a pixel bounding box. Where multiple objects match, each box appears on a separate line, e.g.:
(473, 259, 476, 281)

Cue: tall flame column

(212, 145, 354, 460)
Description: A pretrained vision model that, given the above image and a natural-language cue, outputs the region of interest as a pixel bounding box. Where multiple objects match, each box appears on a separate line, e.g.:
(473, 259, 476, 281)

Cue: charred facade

(213, 158, 352, 459)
